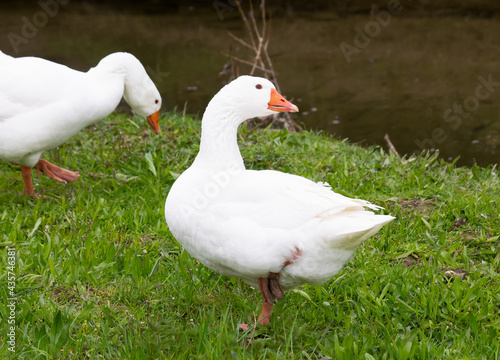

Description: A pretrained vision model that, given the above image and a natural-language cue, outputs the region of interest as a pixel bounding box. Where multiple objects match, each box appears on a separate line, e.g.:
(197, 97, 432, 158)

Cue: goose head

(108, 53, 162, 133)
(208, 76, 298, 123)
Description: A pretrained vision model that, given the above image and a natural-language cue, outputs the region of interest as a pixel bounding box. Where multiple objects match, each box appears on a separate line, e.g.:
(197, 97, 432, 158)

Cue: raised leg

(16, 159, 79, 197)
(34, 159, 79, 183)
(239, 273, 284, 331)
(257, 273, 284, 325)
(239, 247, 302, 331)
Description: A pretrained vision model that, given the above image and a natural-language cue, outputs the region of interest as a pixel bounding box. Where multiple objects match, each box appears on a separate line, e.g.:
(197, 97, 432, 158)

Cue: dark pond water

(1, 2, 499, 166)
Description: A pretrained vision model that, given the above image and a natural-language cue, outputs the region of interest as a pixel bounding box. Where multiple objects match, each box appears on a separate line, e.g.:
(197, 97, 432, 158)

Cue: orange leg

(239, 248, 302, 332)
(20, 166, 37, 197)
(257, 302, 273, 326)
(256, 275, 283, 326)
(239, 273, 284, 331)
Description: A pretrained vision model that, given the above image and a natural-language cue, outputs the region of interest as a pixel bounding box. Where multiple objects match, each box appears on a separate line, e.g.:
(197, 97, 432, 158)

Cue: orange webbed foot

(34, 159, 80, 183)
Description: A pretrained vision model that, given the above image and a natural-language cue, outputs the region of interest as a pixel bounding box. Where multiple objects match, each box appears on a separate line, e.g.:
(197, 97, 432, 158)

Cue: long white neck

(193, 99, 245, 170)
(82, 69, 125, 123)
(90, 52, 142, 98)
(92, 52, 136, 76)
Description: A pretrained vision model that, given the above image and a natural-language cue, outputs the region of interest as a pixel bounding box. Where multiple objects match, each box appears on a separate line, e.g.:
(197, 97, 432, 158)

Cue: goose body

(0, 51, 162, 196)
(165, 76, 394, 327)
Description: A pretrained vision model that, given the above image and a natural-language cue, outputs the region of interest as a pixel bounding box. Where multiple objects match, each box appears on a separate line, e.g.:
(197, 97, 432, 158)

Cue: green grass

(0, 112, 499, 359)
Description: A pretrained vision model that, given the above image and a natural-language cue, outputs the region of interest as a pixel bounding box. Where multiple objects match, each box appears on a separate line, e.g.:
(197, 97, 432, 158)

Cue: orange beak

(146, 110, 160, 134)
(267, 88, 299, 113)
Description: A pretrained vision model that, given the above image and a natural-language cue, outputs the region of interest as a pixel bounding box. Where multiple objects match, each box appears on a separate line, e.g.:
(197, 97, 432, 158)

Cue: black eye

(255, 84, 262, 89)
(155, 99, 159, 104)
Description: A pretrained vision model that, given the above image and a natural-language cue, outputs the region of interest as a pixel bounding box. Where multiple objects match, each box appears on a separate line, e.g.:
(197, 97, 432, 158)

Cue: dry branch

(221, 0, 300, 132)
(384, 134, 400, 156)
(221, 52, 272, 74)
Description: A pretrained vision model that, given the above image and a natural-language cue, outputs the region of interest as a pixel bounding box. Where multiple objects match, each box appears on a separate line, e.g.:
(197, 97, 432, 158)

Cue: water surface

(1, 2, 499, 166)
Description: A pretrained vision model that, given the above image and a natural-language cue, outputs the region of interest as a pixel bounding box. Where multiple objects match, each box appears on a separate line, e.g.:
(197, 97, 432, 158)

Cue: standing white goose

(165, 76, 394, 329)
(0, 51, 162, 196)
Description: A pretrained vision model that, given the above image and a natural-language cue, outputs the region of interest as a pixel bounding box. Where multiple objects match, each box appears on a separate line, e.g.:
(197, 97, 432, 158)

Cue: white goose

(165, 76, 394, 329)
(0, 51, 162, 196)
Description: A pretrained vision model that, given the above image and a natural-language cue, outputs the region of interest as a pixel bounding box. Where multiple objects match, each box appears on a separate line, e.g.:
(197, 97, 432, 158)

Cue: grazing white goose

(165, 76, 394, 329)
(0, 51, 162, 196)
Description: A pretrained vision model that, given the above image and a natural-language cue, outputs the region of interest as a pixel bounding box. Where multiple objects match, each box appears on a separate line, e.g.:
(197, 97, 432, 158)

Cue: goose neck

(195, 105, 245, 169)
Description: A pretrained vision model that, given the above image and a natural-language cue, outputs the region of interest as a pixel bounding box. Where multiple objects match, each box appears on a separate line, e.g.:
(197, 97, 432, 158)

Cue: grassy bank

(0, 113, 499, 359)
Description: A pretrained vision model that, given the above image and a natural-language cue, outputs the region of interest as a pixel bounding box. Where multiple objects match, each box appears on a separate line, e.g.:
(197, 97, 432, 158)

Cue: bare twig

(235, 1, 257, 49)
(262, 39, 280, 91)
(384, 134, 400, 156)
(221, 52, 273, 74)
(227, 32, 254, 51)
(251, 37, 264, 75)
(261, 0, 267, 32)
(221, 0, 300, 132)
(249, 1, 261, 37)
